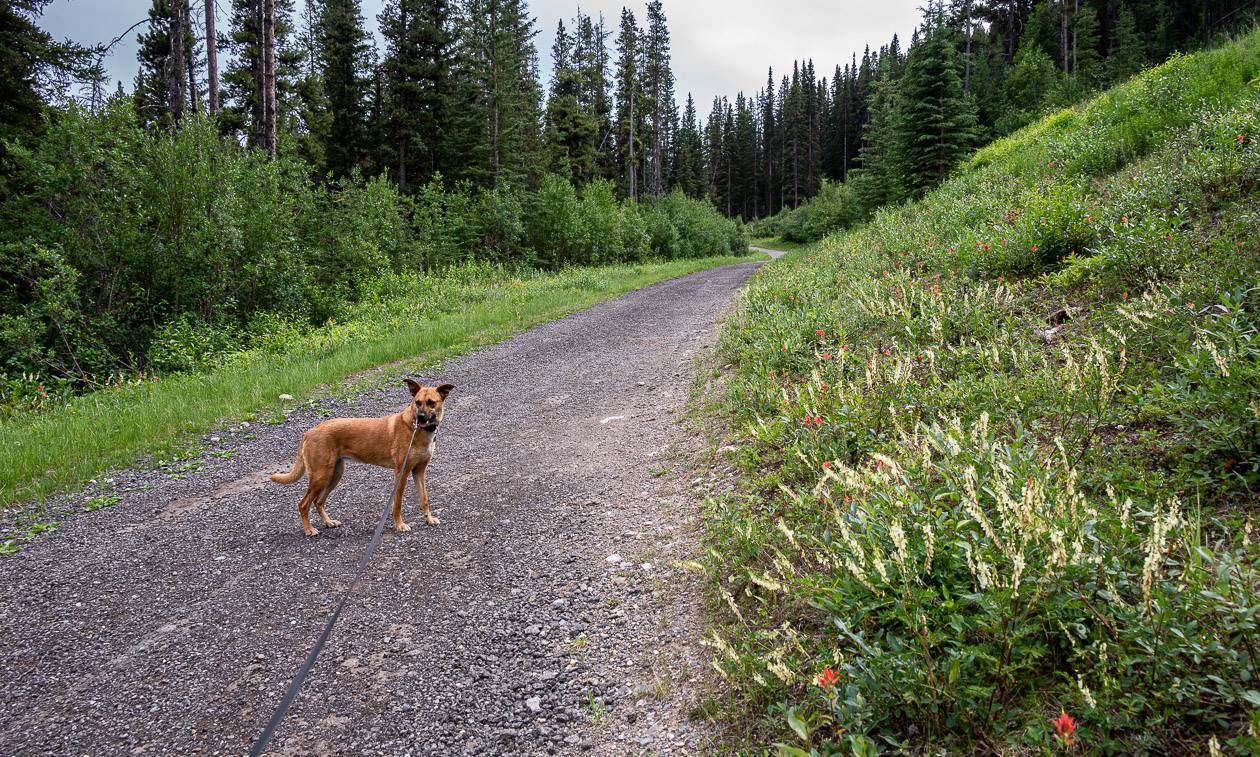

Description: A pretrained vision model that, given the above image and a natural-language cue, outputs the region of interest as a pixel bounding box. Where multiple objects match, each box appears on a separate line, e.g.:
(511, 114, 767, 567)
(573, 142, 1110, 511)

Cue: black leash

(249, 420, 421, 756)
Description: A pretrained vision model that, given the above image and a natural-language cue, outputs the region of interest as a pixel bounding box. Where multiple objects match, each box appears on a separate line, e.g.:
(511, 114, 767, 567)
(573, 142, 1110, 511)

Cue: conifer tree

(1107, 2, 1145, 83)
(544, 19, 593, 182)
(452, 0, 544, 187)
(379, 0, 454, 190)
(642, 0, 675, 196)
(613, 9, 646, 200)
(671, 93, 704, 197)
(220, 0, 299, 146)
(316, 0, 372, 178)
(893, 4, 977, 199)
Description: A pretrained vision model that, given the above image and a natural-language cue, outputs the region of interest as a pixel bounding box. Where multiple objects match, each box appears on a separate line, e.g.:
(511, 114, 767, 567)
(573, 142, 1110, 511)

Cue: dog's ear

(436, 383, 455, 399)
(404, 378, 423, 396)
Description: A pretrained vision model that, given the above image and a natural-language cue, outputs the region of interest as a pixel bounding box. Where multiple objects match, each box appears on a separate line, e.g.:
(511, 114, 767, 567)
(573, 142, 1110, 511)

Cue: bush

(0, 106, 745, 394)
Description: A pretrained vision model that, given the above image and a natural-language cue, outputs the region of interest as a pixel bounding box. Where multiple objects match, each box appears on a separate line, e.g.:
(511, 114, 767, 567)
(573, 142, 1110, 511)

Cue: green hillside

(706, 28, 1260, 754)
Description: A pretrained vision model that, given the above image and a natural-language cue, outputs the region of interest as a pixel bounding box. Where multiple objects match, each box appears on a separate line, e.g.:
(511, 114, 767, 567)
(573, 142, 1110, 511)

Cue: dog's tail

(270, 442, 306, 484)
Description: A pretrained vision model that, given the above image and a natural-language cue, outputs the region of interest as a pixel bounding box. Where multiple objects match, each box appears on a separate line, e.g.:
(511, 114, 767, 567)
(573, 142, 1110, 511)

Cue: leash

(248, 419, 422, 756)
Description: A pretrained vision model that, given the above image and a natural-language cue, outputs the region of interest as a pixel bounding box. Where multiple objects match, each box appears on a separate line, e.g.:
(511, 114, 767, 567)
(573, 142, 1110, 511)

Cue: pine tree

(893, 4, 977, 199)
(613, 9, 646, 200)
(544, 19, 593, 182)
(220, 0, 299, 146)
(642, 0, 675, 196)
(574, 13, 613, 181)
(451, 0, 544, 187)
(316, 0, 372, 178)
(671, 93, 704, 197)
(379, 0, 455, 190)
(1107, 1, 1145, 83)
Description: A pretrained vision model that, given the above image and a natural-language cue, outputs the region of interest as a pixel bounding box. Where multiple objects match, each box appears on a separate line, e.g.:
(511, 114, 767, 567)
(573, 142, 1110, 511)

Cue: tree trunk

(263, 0, 277, 156)
(1061, 0, 1071, 73)
(169, 0, 187, 125)
(252, 0, 264, 147)
(206, 0, 220, 116)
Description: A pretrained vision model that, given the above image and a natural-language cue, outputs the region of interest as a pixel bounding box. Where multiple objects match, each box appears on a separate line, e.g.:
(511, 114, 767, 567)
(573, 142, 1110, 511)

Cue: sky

(41, 0, 923, 110)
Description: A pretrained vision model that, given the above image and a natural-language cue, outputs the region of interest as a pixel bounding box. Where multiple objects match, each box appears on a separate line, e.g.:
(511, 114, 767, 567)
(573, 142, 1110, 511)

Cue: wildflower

(781, 345, 788, 353)
(1164, 234, 1173, 242)
(1000, 239, 1009, 246)
(1052, 711, 1077, 746)
(1048, 160, 1057, 169)
(1238, 134, 1247, 145)
(816, 329, 825, 337)
(1122, 291, 1129, 300)
(822, 461, 832, 470)
(1030, 244, 1040, 253)
(817, 668, 839, 688)
(814, 416, 824, 427)
(821, 352, 832, 360)
(1188, 303, 1196, 311)
(820, 382, 829, 392)
(982, 243, 991, 251)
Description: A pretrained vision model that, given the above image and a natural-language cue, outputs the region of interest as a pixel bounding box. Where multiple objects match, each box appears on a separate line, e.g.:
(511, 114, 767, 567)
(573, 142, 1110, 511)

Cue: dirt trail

(0, 262, 762, 756)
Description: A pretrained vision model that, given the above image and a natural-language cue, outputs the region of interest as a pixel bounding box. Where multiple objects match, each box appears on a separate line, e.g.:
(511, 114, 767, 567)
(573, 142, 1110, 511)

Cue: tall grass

(0, 256, 752, 509)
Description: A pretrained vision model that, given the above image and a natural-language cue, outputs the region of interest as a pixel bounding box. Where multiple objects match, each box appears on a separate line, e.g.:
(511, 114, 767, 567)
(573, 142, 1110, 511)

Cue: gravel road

(0, 261, 763, 756)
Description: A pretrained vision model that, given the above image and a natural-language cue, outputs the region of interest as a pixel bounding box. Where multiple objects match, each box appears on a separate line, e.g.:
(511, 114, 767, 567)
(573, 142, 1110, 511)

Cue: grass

(0, 255, 756, 511)
(702, 28, 1260, 755)
(749, 237, 814, 255)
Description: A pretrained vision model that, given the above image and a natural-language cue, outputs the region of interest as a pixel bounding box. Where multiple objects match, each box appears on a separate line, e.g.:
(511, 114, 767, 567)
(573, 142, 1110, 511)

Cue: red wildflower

(820, 382, 829, 392)
(1238, 134, 1247, 145)
(816, 329, 826, 337)
(1030, 244, 1040, 253)
(821, 352, 832, 360)
(814, 416, 824, 427)
(822, 461, 833, 470)
(1051, 711, 1077, 746)
(1000, 239, 1009, 247)
(1122, 292, 1129, 300)
(817, 668, 840, 688)
(982, 243, 991, 252)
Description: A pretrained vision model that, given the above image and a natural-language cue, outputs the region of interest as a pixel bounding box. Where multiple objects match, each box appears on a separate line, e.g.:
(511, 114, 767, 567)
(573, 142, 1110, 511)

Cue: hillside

(705, 28, 1260, 753)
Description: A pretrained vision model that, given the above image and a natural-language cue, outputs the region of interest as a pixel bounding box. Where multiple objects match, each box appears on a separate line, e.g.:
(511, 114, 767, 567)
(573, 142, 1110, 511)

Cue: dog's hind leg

(297, 484, 322, 537)
(314, 458, 345, 529)
(412, 464, 439, 526)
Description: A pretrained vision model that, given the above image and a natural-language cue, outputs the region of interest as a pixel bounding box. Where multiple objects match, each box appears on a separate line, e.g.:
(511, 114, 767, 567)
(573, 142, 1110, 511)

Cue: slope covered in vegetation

(705, 29, 1260, 753)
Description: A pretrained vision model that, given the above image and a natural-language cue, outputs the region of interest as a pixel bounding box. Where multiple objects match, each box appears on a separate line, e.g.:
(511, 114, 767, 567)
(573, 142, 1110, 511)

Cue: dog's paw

(323, 518, 342, 529)
(394, 521, 412, 533)
(425, 515, 441, 526)
(304, 527, 320, 537)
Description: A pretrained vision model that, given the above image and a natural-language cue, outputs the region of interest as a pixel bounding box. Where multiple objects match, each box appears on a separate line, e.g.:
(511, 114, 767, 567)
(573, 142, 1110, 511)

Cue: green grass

(703, 28, 1260, 754)
(750, 237, 814, 255)
(0, 255, 755, 510)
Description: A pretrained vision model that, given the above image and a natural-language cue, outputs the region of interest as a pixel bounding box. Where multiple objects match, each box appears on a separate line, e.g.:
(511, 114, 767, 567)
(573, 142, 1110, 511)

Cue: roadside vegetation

(704, 28, 1260, 754)
(0, 253, 752, 519)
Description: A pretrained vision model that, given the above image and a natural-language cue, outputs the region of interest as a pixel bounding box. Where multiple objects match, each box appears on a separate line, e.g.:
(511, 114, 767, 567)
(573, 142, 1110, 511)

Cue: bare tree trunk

(963, 0, 973, 93)
(1061, 0, 1071, 72)
(169, 0, 187, 125)
(628, 89, 637, 201)
(263, 0, 277, 156)
(1072, 0, 1080, 75)
(252, 0, 264, 146)
(207, 0, 220, 116)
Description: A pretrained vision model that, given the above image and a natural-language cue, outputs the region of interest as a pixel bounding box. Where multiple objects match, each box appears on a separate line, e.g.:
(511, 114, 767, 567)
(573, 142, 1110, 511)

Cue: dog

(271, 379, 454, 536)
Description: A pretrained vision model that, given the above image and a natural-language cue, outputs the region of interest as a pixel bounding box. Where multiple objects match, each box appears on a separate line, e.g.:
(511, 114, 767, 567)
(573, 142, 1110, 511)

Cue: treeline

(0, 0, 746, 395)
(712, 0, 1258, 237)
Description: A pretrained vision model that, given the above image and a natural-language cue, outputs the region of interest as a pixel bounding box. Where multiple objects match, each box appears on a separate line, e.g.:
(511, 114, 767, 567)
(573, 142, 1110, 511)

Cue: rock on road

(0, 261, 765, 756)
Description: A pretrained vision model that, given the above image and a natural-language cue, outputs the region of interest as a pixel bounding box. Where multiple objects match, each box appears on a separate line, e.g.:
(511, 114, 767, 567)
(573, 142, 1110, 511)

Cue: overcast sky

(42, 0, 923, 110)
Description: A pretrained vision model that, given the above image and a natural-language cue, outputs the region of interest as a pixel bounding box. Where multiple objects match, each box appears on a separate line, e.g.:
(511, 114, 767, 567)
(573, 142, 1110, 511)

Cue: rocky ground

(0, 261, 766, 756)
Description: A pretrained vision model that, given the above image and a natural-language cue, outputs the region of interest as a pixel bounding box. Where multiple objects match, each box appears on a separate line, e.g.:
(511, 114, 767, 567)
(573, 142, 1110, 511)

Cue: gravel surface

(0, 262, 762, 756)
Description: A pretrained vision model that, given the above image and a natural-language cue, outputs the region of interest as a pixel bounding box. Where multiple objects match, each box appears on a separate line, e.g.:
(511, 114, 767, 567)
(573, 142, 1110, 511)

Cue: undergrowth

(703, 28, 1260, 754)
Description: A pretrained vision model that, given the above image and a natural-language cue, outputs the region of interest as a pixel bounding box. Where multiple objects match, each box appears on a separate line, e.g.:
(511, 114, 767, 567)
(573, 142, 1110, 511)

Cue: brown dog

(271, 379, 454, 536)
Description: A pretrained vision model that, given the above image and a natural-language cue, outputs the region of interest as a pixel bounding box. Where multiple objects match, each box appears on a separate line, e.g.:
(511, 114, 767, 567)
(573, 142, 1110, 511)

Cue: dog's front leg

(391, 462, 412, 532)
(412, 463, 439, 526)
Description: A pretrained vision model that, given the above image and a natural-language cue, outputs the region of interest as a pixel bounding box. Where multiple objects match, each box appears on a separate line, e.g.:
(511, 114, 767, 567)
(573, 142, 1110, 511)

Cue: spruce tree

(316, 0, 372, 178)
(452, 0, 544, 187)
(671, 93, 704, 197)
(1107, 2, 1145, 83)
(544, 19, 593, 182)
(379, 0, 454, 191)
(893, 5, 977, 199)
(642, 0, 676, 196)
(220, 0, 299, 146)
(613, 9, 646, 200)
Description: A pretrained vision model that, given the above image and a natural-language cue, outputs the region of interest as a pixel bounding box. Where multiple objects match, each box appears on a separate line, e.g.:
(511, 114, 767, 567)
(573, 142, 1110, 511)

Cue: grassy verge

(0, 255, 755, 513)
(703, 29, 1260, 754)
(750, 237, 814, 255)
